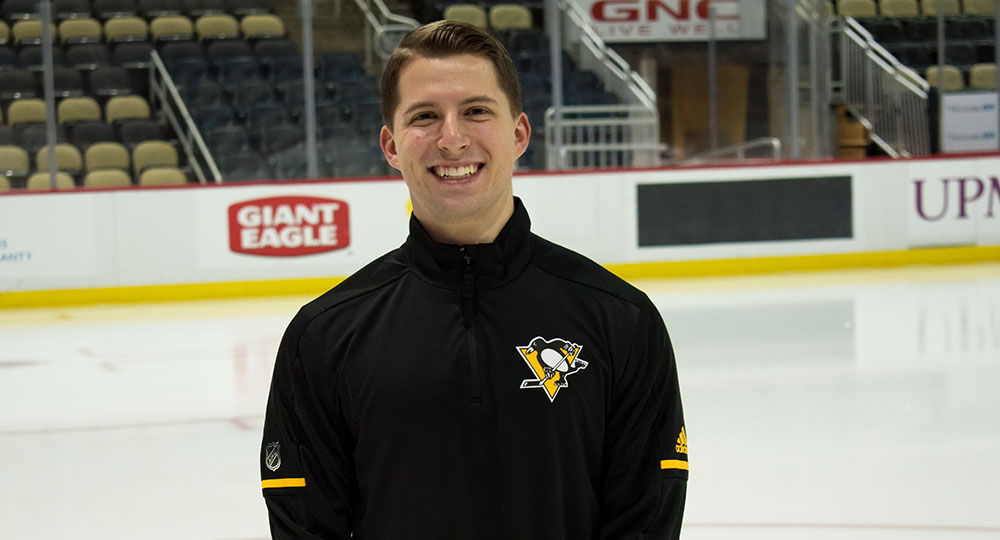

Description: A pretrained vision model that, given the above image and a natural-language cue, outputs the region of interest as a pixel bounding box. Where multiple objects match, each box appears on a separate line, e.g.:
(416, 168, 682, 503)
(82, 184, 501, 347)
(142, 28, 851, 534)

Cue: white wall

(1, 155, 998, 293)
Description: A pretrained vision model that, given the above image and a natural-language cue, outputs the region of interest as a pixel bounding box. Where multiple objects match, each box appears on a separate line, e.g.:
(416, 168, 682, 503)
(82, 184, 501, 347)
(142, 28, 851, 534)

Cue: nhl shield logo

(517, 336, 588, 402)
(265, 441, 282, 472)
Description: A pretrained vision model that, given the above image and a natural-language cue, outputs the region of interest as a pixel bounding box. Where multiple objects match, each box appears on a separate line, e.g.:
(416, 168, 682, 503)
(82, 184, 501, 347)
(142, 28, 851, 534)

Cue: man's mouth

(431, 164, 482, 180)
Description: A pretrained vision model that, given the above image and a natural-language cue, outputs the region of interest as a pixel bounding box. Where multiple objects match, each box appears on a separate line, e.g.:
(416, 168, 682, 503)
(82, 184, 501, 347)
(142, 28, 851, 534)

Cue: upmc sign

(582, 0, 766, 42)
(228, 196, 350, 257)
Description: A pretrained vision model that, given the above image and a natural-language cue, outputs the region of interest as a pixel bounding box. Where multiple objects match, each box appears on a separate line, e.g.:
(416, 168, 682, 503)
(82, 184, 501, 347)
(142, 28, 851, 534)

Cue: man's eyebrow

(401, 96, 499, 116)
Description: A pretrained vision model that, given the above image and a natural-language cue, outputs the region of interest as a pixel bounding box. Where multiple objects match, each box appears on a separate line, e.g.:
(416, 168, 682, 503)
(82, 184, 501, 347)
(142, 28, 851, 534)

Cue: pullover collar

(403, 197, 535, 291)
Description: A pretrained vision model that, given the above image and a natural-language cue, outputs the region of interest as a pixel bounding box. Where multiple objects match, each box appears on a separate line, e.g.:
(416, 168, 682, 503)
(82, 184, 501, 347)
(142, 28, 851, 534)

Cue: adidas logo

(675, 427, 688, 454)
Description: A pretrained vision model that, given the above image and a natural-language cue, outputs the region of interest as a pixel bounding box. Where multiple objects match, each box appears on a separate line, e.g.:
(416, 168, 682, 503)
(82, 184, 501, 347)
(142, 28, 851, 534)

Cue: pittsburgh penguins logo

(517, 336, 588, 402)
(265, 441, 281, 472)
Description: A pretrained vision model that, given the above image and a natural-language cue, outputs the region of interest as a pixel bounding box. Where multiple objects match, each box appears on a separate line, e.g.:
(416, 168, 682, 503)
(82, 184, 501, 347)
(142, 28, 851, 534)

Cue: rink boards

(1, 154, 998, 305)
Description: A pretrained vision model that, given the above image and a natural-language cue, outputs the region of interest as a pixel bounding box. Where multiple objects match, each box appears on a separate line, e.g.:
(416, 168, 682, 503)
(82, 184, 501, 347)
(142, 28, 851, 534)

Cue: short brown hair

(380, 20, 522, 130)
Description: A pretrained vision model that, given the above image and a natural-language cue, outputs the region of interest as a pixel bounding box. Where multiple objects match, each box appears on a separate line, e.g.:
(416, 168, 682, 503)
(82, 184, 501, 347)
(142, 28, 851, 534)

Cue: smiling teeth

(435, 164, 478, 179)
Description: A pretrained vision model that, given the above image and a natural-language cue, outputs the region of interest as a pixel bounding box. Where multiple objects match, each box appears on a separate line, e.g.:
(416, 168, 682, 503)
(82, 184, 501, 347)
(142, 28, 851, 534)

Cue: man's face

(380, 54, 530, 234)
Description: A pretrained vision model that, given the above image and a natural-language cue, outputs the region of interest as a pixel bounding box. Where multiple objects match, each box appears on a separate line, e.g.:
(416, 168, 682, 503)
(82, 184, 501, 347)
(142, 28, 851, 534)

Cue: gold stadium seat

(84, 168, 133, 188)
(150, 15, 195, 42)
(0, 175, 9, 190)
(443, 4, 488, 28)
(964, 0, 996, 14)
(58, 96, 102, 125)
(880, 0, 919, 16)
(969, 63, 998, 90)
(195, 14, 239, 41)
(837, 0, 877, 16)
(26, 171, 76, 190)
(132, 140, 178, 175)
(926, 64, 965, 91)
(921, 0, 960, 14)
(7, 98, 47, 126)
(36, 144, 83, 176)
(489, 4, 533, 30)
(240, 14, 285, 39)
(84, 141, 131, 172)
(105, 95, 151, 123)
(58, 18, 103, 45)
(139, 166, 186, 186)
(104, 16, 149, 43)
(0, 145, 30, 178)
(12, 20, 58, 47)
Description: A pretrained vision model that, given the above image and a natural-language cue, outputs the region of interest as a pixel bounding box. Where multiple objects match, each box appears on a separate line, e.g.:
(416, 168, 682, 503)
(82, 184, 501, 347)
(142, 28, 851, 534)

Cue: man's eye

(467, 107, 490, 117)
(411, 113, 435, 123)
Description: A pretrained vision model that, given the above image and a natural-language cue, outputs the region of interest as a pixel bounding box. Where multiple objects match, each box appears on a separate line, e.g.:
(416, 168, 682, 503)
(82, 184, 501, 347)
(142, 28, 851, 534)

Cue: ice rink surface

(1, 263, 998, 540)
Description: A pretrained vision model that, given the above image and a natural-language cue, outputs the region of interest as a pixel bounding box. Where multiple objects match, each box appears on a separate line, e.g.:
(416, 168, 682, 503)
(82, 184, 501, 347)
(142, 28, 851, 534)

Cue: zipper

(460, 248, 482, 405)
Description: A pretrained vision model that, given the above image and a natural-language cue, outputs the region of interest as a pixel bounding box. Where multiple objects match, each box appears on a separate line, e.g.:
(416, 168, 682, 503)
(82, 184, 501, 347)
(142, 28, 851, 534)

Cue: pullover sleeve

(260, 316, 357, 539)
(600, 300, 688, 540)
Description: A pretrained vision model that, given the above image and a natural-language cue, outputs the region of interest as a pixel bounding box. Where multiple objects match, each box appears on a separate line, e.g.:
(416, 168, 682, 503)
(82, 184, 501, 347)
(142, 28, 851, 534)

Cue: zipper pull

(459, 247, 474, 328)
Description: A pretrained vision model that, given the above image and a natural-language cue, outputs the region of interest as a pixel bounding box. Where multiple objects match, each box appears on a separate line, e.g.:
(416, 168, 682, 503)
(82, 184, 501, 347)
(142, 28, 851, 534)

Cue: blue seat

(230, 79, 274, 117)
(190, 102, 236, 131)
(205, 124, 250, 155)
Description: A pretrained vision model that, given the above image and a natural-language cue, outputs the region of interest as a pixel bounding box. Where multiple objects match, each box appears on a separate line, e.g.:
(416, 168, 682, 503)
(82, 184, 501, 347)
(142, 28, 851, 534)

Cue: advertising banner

(940, 92, 1000, 154)
(906, 159, 1000, 247)
(0, 194, 100, 283)
(579, 0, 767, 43)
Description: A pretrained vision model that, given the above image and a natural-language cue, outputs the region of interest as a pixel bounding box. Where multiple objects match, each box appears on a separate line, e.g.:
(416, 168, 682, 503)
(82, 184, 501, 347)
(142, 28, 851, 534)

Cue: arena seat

(138, 165, 186, 185)
(182, 0, 228, 18)
(195, 14, 240, 42)
(920, 0, 960, 15)
(7, 98, 46, 126)
(19, 45, 66, 71)
(2, 0, 38, 21)
(489, 4, 533, 30)
(443, 5, 489, 28)
(149, 15, 194, 43)
(26, 171, 75, 190)
(12, 21, 58, 47)
(88, 65, 134, 97)
(105, 95, 150, 123)
(112, 42, 155, 68)
(880, 0, 919, 16)
(963, 0, 996, 14)
(132, 140, 179, 176)
(53, 67, 87, 98)
(229, 0, 272, 17)
(241, 14, 285, 40)
(35, 143, 83, 176)
(139, 0, 184, 19)
(84, 168, 133, 188)
(925, 64, 965, 90)
(57, 96, 102, 125)
(58, 18, 103, 45)
(71, 121, 116, 149)
(104, 17, 149, 44)
(0, 144, 30, 179)
(85, 141, 130, 172)
(119, 119, 166, 147)
(0, 69, 38, 100)
(837, 0, 878, 16)
(53, 0, 92, 20)
(969, 63, 997, 89)
(67, 43, 113, 70)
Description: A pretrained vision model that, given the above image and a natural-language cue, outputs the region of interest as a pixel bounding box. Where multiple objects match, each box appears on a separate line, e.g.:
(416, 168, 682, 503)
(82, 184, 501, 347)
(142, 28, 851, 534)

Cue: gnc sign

(582, 0, 766, 43)
(228, 196, 350, 257)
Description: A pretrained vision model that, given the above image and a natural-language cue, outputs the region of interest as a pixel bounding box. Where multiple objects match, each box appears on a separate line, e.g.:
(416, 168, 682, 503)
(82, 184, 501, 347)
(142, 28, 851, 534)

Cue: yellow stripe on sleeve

(660, 460, 689, 471)
(262, 478, 307, 489)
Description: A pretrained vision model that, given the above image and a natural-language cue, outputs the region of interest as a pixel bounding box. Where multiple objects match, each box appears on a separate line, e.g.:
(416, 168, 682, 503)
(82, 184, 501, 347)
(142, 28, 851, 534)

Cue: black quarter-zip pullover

(261, 198, 688, 539)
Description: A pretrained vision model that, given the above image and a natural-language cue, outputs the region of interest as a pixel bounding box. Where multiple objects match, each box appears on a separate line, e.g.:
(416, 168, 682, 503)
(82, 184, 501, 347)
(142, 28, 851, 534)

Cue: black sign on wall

(637, 176, 853, 247)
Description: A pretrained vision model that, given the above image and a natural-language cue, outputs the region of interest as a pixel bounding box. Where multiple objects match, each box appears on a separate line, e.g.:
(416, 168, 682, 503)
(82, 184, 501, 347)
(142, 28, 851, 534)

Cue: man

(260, 20, 687, 539)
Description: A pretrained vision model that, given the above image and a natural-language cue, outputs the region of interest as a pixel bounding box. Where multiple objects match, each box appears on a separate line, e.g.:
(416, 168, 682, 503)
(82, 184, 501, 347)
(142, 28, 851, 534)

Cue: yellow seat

(139, 166, 186, 186)
(195, 14, 239, 41)
(84, 169, 133, 188)
(7, 98, 47, 126)
(84, 142, 131, 172)
(58, 97, 102, 125)
(0, 145, 30, 177)
(969, 63, 998, 90)
(837, 0, 878, 16)
(105, 95, 151, 123)
(104, 16, 149, 43)
(880, 0, 920, 16)
(26, 171, 76, 190)
(150, 15, 195, 41)
(240, 14, 285, 39)
(132, 140, 178, 175)
(926, 64, 965, 91)
(12, 20, 58, 46)
(963, 0, 996, 14)
(443, 4, 489, 28)
(58, 18, 103, 45)
(489, 4, 533, 30)
(35, 144, 83, 176)
(920, 0, 960, 14)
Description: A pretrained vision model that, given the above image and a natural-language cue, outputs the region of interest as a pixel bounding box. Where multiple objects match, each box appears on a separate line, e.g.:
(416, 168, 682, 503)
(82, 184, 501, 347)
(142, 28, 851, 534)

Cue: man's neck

(418, 201, 514, 246)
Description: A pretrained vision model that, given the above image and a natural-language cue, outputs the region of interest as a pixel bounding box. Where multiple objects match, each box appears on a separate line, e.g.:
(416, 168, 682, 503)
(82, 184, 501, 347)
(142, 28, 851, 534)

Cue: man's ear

(514, 112, 531, 159)
(380, 125, 401, 170)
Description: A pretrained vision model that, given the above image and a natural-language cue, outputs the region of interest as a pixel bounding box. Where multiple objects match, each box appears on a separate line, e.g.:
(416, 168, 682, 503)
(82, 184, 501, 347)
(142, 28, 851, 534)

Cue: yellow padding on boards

(2, 245, 998, 309)
(660, 460, 689, 471)
(262, 478, 307, 489)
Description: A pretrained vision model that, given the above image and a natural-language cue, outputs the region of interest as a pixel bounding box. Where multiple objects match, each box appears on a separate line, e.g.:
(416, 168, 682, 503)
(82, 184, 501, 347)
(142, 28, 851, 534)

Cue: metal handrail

(352, 0, 419, 69)
(678, 137, 783, 165)
(149, 50, 222, 184)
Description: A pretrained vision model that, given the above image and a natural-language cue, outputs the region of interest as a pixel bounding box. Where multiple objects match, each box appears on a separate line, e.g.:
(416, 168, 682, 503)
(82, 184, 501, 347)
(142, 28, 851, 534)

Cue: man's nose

(437, 113, 470, 153)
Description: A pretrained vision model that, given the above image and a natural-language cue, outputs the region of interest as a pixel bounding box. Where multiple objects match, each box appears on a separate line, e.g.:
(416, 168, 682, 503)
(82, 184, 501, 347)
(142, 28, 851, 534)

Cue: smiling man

(260, 20, 687, 540)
